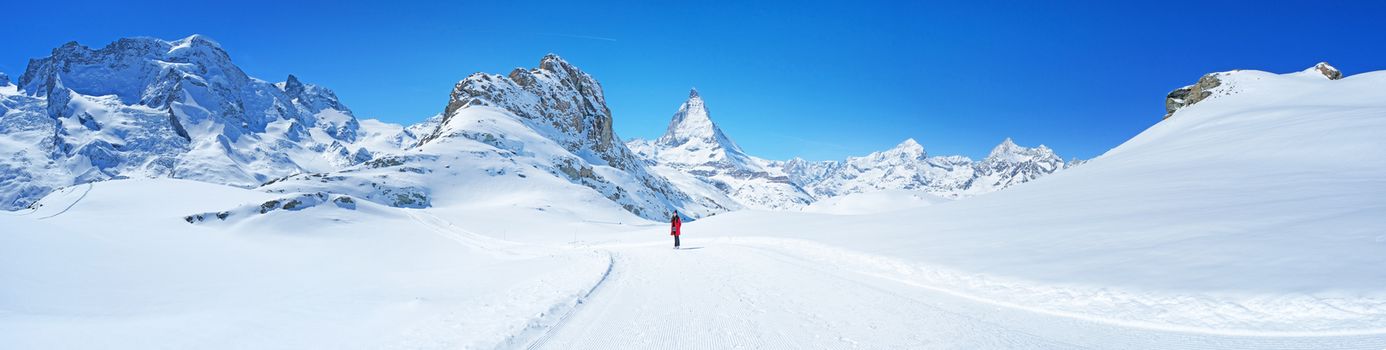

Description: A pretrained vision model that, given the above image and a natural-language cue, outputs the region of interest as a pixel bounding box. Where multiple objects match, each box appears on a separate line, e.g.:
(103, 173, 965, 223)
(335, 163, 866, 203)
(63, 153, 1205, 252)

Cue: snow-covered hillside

(0, 179, 613, 349)
(628, 89, 812, 210)
(264, 55, 732, 220)
(0, 36, 409, 210)
(684, 62, 1386, 332)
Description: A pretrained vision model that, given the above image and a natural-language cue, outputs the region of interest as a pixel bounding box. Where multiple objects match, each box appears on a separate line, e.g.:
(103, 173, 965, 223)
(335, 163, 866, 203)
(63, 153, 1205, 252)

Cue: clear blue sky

(4, 1, 1383, 160)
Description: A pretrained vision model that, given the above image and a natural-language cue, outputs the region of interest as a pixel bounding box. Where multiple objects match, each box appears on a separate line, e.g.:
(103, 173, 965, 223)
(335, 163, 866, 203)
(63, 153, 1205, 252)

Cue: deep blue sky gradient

(4, 1, 1383, 160)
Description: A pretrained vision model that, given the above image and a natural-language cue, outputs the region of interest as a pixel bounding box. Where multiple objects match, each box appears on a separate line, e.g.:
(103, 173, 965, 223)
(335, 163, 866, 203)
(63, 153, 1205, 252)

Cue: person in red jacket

(671, 211, 682, 249)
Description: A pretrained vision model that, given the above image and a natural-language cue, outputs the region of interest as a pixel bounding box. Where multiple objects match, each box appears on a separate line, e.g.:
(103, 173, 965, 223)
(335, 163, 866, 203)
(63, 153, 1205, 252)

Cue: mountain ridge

(0, 35, 405, 209)
(630, 89, 1075, 209)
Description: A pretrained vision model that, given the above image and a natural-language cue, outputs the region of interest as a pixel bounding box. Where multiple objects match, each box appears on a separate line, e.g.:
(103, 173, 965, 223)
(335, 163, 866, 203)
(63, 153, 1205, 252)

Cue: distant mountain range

(0, 35, 1079, 218)
(629, 89, 1078, 210)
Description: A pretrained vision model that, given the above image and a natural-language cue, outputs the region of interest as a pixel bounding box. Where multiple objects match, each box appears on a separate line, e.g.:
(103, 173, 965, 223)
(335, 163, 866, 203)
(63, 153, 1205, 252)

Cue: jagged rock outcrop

(1312, 62, 1342, 80)
(1165, 62, 1343, 120)
(1165, 73, 1224, 119)
(425, 54, 626, 168)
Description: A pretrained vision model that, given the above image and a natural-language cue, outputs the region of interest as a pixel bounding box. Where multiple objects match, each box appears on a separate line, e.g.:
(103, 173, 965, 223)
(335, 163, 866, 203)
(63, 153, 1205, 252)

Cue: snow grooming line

(729, 237, 1386, 337)
(516, 252, 617, 350)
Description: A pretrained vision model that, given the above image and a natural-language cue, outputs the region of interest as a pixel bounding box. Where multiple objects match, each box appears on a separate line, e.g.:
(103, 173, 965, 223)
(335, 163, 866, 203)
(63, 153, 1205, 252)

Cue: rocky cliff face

(0, 35, 379, 209)
(425, 54, 627, 168)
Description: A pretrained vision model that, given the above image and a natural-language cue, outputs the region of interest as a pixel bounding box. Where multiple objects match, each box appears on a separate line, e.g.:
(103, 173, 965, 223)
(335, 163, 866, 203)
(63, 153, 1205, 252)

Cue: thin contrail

(537, 32, 618, 42)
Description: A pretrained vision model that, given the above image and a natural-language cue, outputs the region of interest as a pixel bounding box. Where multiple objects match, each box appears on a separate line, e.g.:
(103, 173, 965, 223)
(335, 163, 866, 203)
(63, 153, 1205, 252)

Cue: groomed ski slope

(530, 238, 1386, 349)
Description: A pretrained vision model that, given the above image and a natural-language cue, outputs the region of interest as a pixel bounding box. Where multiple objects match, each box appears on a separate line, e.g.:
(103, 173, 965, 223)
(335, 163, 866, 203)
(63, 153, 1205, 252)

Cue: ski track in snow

(31, 183, 93, 220)
(529, 239, 1386, 349)
(523, 252, 618, 350)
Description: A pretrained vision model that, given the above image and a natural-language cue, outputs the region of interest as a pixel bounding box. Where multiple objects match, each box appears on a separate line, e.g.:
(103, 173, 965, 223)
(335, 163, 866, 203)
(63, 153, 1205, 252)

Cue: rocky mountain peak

(1310, 62, 1343, 80)
(634, 89, 811, 210)
(282, 74, 305, 97)
(0, 72, 9, 86)
(656, 88, 740, 154)
(883, 138, 926, 159)
(989, 137, 1019, 156)
(984, 138, 1058, 165)
(171, 34, 223, 49)
(430, 54, 626, 169)
(537, 53, 582, 77)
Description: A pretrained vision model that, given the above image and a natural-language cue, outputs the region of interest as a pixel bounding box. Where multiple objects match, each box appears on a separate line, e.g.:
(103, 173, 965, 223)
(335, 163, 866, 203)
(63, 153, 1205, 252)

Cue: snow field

(0, 179, 615, 349)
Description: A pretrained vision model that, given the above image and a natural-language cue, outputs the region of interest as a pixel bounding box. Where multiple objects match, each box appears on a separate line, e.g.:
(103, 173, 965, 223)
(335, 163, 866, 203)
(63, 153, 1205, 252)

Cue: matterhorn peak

(657, 88, 725, 148)
(1308, 62, 1343, 80)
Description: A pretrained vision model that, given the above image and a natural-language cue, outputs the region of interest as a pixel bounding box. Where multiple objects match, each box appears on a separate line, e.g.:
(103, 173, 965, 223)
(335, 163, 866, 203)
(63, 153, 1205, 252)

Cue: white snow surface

(1, 179, 613, 349)
(799, 189, 951, 215)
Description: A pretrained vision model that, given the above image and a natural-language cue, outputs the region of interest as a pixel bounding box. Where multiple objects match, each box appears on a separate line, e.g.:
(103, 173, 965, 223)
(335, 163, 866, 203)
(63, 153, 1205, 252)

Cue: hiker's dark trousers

(674, 235, 680, 248)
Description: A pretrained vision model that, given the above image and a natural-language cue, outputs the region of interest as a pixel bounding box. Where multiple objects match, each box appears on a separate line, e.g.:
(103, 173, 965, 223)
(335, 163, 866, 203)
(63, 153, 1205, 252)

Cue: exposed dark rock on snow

(1165, 62, 1343, 120)
(1166, 74, 1224, 119)
(1313, 62, 1343, 80)
(184, 192, 357, 224)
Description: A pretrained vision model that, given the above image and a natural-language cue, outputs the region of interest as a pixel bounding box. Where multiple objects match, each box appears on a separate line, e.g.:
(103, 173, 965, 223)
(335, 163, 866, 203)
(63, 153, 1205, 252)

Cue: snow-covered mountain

(263, 54, 732, 220)
(628, 89, 813, 210)
(629, 89, 1072, 208)
(765, 137, 1071, 200)
(0, 35, 408, 210)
